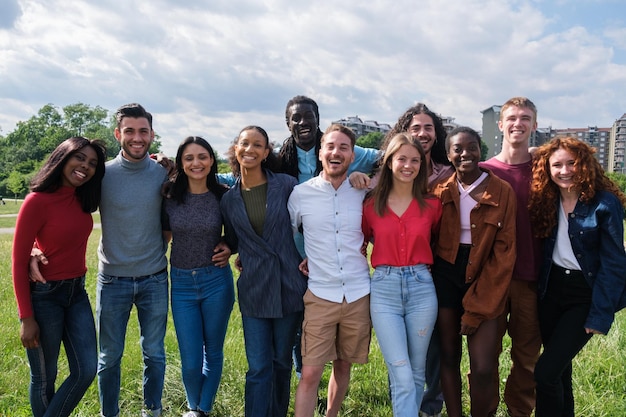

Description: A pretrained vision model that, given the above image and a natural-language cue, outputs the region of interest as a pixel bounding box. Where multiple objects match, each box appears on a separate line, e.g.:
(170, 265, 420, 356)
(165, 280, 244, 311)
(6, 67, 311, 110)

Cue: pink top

(12, 187, 93, 319)
(362, 197, 442, 268)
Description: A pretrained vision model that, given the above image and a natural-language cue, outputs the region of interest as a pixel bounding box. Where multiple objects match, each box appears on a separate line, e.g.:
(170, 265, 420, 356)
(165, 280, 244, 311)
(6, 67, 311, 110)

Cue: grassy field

(0, 211, 625, 416)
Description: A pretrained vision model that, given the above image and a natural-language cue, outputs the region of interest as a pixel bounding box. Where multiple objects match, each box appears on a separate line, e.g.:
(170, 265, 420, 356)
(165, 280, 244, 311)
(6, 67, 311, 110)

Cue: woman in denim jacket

(529, 136, 626, 417)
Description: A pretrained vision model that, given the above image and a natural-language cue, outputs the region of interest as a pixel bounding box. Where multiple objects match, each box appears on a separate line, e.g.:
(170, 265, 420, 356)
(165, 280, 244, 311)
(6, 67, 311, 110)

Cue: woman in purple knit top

(162, 136, 234, 417)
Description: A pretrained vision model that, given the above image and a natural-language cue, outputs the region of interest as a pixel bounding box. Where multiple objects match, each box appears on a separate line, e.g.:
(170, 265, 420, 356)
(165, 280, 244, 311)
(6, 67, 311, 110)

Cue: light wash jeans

(96, 269, 169, 417)
(370, 264, 438, 417)
(27, 276, 97, 417)
(170, 265, 235, 413)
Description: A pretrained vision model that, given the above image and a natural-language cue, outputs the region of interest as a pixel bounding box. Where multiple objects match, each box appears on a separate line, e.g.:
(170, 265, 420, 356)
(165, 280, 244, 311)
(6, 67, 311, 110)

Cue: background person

(528, 136, 626, 417)
(220, 126, 307, 417)
(432, 127, 516, 417)
(162, 136, 234, 417)
(362, 133, 441, 417)
(12, 137, 106, 417)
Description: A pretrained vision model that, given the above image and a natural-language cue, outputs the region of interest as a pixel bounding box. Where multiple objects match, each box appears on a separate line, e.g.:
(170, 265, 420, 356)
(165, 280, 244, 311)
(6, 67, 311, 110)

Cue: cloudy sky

(1, 0, 625, 157)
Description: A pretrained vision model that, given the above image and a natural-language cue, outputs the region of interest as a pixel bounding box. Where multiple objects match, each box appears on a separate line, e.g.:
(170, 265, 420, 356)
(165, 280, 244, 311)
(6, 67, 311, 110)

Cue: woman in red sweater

(12, 137, 106, 417)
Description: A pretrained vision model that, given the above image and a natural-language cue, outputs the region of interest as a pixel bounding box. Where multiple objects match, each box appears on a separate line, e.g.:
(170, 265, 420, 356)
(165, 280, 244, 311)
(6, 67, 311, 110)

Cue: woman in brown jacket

(431, 127, 517, 417)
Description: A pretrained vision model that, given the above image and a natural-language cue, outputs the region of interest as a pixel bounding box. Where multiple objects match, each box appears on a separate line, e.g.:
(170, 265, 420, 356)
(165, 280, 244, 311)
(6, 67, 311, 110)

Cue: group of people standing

(11, 95, 626, 417)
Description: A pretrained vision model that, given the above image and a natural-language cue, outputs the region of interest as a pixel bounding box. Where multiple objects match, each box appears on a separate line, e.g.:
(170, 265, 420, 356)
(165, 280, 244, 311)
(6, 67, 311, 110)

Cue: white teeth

(74, 171, 86, 178)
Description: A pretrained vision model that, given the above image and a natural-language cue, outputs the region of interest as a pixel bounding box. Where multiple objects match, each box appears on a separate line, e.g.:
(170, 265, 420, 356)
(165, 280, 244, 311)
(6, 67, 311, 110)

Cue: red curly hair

(528, 136, 626, 238)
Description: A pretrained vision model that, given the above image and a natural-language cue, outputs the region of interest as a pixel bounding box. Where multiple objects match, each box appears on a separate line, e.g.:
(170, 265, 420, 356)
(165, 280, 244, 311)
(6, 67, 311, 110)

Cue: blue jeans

(171, 265, 235, 413)
(96, 270, 169, 417)
(370, 265, 438, 417)
(241, 312, 302, 417)
(27, 276, 97, 417)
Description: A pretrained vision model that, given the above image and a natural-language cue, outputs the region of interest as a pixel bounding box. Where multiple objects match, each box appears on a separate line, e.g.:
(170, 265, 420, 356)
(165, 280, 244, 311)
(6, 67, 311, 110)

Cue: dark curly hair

(529, 136, 626, 238)
(382, 103, 450, 166)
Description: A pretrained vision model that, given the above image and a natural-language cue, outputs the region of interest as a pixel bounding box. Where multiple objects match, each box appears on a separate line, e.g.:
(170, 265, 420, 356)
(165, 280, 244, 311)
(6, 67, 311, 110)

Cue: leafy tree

(0, 103, 166, 195)
(217, 158, 231, 174)
(607, 172, 626, 194)
(480, 140, 489, 161)
(356, 132, 384, 149)
(6, 171, 26, 200)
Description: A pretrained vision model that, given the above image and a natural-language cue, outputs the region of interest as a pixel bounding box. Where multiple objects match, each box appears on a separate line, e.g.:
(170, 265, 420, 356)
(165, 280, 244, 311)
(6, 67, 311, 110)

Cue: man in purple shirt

(480, 97, 542, 417)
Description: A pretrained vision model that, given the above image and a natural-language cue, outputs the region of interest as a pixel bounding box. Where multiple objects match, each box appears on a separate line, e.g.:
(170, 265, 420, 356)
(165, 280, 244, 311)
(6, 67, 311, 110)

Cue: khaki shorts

(300, 289, 371, 366)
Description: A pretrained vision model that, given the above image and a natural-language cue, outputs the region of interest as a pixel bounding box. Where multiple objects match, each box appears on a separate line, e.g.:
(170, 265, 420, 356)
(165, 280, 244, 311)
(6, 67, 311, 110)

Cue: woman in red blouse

(362, 132, 442, 417)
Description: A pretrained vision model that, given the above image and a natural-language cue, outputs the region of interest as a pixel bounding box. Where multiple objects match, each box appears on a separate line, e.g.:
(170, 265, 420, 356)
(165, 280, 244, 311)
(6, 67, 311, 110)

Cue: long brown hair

(528, 136, 626, 238)
(367, 132, 429, 217)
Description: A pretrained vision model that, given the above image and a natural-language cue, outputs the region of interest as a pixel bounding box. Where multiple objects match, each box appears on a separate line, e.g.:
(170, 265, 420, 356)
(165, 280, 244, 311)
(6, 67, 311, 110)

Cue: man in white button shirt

(288, 124, 371, 417)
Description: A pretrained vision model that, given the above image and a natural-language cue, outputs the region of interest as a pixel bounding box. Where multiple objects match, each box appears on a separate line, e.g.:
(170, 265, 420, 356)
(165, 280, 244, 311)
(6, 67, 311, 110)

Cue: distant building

(609, 113, 626, 173)
(441, 115, 460, 133)
(332, 116, 391, 138)
(548, 127, 611, 171)
(481, 105, 502, 157)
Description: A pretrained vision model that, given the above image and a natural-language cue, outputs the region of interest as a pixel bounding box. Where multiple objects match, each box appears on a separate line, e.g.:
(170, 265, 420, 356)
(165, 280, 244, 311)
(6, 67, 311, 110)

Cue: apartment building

(332, 116, 392, 138)
(610, 113, 626, 173)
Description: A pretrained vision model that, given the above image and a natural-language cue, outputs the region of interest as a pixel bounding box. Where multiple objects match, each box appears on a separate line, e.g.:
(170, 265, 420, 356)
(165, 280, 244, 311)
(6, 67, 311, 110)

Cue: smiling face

(408, 113, 436, 155)
(390, 144, 421, 185)
(114, 116, 154, 162)
(181, 143, 214, 182)
(235, 128, 270, 171)
(319, 130, 354, 181)
(61, 145, 98, 188)
(447, 131, 481, 176)
(549, 147, 578, 193)
(287, 103, 319, 151)
(498, 105, 537, 149)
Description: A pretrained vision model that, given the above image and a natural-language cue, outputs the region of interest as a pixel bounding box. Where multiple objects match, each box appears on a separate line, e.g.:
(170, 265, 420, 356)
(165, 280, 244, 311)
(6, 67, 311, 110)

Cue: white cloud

(1, 0, 625, 156)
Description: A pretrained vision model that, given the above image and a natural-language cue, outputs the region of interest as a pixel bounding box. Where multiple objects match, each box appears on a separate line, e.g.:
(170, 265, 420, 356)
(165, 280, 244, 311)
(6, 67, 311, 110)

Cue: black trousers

(534, 264, 593, 417)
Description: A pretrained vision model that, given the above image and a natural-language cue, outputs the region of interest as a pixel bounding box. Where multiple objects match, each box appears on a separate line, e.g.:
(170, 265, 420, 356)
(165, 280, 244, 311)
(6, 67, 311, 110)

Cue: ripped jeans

(370, 264, 438, 417)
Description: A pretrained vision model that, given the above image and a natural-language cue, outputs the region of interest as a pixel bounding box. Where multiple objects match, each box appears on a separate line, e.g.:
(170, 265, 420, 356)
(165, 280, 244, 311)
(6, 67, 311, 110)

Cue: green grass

(0, 208, 99, 229)
(0, 200, 22, 215)
(0, 215, 625, 416)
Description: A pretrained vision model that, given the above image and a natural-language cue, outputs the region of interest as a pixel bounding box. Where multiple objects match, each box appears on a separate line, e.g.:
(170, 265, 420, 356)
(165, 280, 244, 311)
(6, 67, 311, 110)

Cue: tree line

(0, 103, 163, 199)
(2, 104, 625, 198)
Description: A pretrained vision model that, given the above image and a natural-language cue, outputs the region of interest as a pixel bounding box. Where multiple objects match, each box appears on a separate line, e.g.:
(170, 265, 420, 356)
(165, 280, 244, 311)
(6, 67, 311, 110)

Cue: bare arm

(29, 247, 48, 283)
